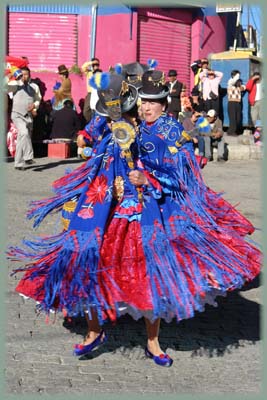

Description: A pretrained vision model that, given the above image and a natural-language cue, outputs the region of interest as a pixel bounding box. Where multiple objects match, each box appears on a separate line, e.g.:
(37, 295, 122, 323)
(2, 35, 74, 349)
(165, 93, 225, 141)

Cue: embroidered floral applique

(85, 175, 108, 205)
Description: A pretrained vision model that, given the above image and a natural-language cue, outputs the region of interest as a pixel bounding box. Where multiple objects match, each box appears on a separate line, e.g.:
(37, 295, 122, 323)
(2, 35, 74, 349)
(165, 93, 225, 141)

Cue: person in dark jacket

(166, 69, 184, 119)
(50, 99, 81, 140)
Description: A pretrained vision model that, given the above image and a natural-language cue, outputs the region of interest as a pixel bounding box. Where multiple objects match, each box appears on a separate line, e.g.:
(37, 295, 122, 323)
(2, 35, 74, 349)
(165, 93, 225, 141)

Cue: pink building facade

(7, 5, 232, 107)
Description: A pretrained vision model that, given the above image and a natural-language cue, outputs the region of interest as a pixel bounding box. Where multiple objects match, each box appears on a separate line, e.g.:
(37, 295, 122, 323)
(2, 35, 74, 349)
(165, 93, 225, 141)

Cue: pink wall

(190, 15, 227, 87)
(30, 13, 140, 109)
(29, 11, 228, 104)
(77, 15, 92, 67)
(94, 13, 138, 70)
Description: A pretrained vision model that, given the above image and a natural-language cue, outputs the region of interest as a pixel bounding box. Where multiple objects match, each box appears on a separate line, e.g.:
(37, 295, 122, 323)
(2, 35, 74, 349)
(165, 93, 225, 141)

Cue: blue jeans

(196, 136, 205, 156)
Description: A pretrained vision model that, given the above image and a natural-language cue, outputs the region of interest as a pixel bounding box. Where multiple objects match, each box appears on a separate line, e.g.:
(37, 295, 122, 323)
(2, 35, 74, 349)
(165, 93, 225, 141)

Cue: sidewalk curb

(226, 143, 263, 160)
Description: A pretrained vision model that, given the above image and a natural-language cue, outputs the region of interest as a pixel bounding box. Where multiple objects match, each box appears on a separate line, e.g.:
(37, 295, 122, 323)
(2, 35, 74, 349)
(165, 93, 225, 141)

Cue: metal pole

(90, 4, 98, 59)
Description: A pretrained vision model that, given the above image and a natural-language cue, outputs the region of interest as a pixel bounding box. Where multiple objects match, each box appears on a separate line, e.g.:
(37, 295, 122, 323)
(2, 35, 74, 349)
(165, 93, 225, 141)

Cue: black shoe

(14, 166, 25, 171)
(25, 159, 36, 165)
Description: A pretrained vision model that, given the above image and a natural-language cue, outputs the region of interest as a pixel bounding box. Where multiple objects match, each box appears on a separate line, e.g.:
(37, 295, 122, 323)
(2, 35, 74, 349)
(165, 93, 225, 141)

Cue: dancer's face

(140, 100, 165, 123)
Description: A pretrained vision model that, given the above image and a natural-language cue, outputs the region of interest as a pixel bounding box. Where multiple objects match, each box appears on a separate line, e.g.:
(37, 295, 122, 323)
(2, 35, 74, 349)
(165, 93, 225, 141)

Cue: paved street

(5, 156, 263, 396)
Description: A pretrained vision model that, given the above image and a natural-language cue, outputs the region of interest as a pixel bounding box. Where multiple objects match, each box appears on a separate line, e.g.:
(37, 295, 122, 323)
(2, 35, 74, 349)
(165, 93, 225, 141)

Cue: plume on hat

(89, 72, 110, 90)
(196, 116, 211, 135)
(147, 59, 158, 70)
(53, 81, 61, 90)
(114, 63, 123, 75)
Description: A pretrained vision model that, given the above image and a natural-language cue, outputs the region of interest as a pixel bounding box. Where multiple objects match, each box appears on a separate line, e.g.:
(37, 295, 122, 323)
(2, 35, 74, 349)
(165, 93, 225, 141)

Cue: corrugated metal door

(137, 11, 191, 92)
(8, 12, 77, 71)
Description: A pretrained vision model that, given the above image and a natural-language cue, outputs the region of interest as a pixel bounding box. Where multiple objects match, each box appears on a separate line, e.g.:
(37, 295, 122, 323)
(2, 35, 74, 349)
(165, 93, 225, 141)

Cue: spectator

(31, 99, 53, 142)
(81, 58, 102, 122)
(182, 110, 207, 159)
(246, 71, 263, 128)
(5, 66, 41, 170)
(42, 100, 53, 139)
(199, 68, 223, 115)
(166, 69, 184, 119)
(206, 109, 226, 162)
(190, 57, 209, 109)
(50, 99, 81, 140)
(53, 64, 73, 111)
(178, 89, 193, 124)
(77, 98, 87, 130)
(227, 70, 246, 136)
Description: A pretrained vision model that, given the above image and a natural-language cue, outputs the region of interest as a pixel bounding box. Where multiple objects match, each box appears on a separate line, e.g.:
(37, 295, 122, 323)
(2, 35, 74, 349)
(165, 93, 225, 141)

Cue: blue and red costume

(9, 113, 261, 324)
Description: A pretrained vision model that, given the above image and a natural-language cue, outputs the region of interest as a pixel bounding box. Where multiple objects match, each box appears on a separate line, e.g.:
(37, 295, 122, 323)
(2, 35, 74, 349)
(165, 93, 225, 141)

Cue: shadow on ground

(63, 275, 261, 360)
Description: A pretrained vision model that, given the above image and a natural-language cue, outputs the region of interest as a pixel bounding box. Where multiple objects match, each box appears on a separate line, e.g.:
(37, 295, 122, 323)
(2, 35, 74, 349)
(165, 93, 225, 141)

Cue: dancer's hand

(128, 170, 148, 186)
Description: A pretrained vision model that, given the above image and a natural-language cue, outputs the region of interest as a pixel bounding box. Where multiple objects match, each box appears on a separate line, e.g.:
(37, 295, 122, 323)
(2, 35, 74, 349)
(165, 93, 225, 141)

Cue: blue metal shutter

(8, 12, 78, 71)
(137, 10, 191, 93)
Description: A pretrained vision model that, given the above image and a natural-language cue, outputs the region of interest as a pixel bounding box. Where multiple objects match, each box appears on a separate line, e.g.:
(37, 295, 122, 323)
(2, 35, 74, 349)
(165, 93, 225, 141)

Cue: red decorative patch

(77, 207, 94, 219)
(85, 175, 108, 204)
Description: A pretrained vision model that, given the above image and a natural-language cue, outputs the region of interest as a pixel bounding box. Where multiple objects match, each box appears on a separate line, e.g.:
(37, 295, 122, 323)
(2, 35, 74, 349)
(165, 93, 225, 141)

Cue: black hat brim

(138, 87, 169, 100)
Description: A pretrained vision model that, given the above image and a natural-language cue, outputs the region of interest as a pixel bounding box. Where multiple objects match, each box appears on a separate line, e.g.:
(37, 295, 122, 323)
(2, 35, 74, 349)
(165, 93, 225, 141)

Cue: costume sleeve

(141, 123, 197, 199)
(86, 115, 108, 145)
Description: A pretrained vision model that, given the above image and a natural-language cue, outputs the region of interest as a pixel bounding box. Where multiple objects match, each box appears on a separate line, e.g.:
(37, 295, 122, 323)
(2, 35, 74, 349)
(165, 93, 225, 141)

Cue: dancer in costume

(9, 70, 261, 368)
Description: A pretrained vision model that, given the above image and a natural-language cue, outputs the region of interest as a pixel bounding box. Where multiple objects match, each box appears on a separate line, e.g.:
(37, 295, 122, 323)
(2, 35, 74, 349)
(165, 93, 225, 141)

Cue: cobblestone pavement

(4, 156, 263, 396)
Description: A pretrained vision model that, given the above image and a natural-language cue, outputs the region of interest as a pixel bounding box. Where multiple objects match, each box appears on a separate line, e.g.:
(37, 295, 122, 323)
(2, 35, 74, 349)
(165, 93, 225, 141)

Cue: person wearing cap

(10, 69, 261, 369)
(206, 109, 226, 162)
(52, 64, 73, 110)
(199, 67, 223, 115)
(5, 66, 42, 170)
(166, 69, 184, 119)
(227, 70, 246, 136)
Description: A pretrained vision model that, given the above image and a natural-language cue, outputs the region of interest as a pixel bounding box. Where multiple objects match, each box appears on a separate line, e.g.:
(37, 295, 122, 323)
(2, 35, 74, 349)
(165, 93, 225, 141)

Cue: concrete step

(224, 133, 263, 160)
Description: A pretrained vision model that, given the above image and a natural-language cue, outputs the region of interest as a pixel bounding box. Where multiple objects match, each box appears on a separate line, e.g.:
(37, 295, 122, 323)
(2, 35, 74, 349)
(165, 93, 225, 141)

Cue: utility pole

(90, 4, 98, 59)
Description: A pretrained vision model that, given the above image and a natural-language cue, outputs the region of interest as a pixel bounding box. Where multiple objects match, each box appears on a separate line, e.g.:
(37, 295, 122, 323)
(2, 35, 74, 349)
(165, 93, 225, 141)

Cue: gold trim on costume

(113, 176, 124, 201)
(106, 99, 121, 107)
